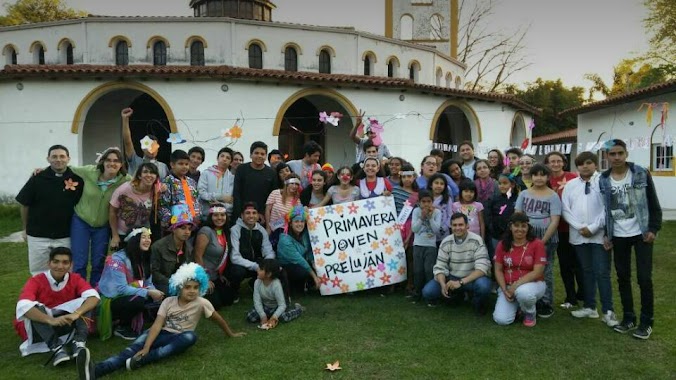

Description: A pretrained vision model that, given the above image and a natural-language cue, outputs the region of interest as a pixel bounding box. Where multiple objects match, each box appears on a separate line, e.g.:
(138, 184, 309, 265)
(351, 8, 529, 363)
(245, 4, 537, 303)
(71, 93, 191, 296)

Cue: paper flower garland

(221, 123, 243, 145)
(366, 117, 384, 146)
(319, 111, 343, 126)
(520, 138, 530, 150)
(167, 133, 186, 144)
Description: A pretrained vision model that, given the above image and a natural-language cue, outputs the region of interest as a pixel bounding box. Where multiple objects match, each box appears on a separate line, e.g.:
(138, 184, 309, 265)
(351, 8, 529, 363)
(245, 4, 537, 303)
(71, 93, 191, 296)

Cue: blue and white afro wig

(168, 263, 209, 297)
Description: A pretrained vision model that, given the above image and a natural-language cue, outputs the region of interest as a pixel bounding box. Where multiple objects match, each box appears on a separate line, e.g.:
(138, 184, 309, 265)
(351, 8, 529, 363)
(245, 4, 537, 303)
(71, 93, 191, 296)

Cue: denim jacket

(599, 162, 662, 240)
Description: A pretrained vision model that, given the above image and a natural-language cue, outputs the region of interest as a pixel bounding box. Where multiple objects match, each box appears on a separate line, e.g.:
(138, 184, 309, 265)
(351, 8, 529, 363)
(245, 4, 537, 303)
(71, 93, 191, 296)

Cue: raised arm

(121, 108, 135, 160)
(348, 109, 365, 144)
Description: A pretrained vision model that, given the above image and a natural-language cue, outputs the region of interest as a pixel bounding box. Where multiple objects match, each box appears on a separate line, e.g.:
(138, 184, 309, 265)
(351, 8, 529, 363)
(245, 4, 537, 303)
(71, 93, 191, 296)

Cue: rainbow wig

(168, 263, 209, 297)
(284, 204, 308, 233)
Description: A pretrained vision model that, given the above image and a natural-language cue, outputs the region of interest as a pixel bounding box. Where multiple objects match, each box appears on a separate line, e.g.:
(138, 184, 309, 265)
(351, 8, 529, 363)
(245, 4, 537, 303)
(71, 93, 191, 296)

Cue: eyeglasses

(585, 181, 591, 195)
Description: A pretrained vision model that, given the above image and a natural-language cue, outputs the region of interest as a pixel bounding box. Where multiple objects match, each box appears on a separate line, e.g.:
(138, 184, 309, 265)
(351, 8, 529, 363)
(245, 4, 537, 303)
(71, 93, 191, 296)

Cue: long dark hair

(427, 173, 450, 204)
(259, 258, 291, 304)
(125, 233, 152, 281)
(329, 166, 355, 187)
(300, 170, 328, 207)
(501, 212, 536, 249)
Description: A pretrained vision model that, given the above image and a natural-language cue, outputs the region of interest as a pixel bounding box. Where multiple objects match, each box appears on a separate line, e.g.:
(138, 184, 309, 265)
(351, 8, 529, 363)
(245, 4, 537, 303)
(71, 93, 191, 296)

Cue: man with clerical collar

(14, 247, 100, 365)
(16, 145, 84, 275)
(121, 108, 169, 179)
(422, 213, 491, 313)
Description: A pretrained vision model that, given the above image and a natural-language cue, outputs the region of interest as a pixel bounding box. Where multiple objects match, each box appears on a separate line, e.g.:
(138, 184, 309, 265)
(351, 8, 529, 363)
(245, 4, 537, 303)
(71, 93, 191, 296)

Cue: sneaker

(571, 308, 599, 319)
(632, 325, 653, 340)
(427, 301, 438, 308)
(538, 304, 554, 318)
(72, 340, 86, 356)
(53, 347, 71, 367)
(76, 347, 96, 380)
(114, 327, 139, 341)
(601, 311, 619, 327)
(560, 302, 575, 310)
(523, 313, 537, 327)
(233, 297, 240, 304)
(613, 320, 636, 334)
(126, 356, 142, 371)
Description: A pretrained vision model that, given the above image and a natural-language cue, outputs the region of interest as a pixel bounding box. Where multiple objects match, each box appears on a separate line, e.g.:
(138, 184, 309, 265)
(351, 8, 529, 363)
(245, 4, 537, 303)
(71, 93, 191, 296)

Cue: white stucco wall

(576, 91, 676, 208)
(0, 17, 464, 85)
(0, 78, 524, 198)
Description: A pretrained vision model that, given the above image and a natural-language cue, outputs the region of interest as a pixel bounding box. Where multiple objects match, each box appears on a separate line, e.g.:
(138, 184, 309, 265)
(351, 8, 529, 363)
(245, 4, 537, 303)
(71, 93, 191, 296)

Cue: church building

(0, 0, 536, 197)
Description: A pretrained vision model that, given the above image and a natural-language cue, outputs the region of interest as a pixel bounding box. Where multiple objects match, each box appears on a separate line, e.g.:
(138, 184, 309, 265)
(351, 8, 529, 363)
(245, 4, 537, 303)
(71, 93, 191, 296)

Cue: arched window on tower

(430, 14, 444, 40)
(248, 43, 263, 69)
(319, 49, 331, 74)
(400, 15, 413, 40)
(364, 55, 371, 76)
(153, 41, 167, 66)
(66, 44, 74, 64)
(285, 46, 298, 72)
(33, 44, 45, 65)
(115, 40, 129, 66)
(190, 40, 205, 66)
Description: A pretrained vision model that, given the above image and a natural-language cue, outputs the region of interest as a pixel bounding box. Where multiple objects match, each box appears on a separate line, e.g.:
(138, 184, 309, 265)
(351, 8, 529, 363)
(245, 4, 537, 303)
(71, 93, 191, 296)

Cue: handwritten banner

(307, 197, 407, 295)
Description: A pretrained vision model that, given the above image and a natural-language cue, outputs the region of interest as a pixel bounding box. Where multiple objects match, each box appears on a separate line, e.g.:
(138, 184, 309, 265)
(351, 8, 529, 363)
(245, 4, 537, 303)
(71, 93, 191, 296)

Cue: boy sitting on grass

(77, 263, 245, 379)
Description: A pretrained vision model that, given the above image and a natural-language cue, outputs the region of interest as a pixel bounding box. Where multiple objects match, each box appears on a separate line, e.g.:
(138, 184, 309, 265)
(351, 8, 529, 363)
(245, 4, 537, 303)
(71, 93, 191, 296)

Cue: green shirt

(71, 165, 130, 227)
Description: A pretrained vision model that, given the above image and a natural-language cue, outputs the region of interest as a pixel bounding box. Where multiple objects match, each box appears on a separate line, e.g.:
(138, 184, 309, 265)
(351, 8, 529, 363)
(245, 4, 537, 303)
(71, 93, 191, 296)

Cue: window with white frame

(652, 143, 673, 171)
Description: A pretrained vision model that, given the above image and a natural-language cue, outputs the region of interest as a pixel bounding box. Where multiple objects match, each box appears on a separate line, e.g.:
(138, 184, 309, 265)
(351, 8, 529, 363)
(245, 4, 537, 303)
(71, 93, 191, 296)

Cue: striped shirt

(433, 232, 491, 278)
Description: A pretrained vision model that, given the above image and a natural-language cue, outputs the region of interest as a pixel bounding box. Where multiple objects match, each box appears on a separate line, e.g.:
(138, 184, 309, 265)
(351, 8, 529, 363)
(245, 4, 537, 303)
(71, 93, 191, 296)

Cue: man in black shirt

(232, 141, 278, 225)
(16, 145, 83, 275)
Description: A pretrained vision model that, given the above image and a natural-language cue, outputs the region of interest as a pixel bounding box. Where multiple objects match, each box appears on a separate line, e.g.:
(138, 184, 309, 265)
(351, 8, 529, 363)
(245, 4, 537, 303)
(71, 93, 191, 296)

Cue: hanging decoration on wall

(528, 119, 535, 131)
(319, 111, 343, 126)
(520, 137, 530, 150)
(166, 133, 186, 144)
(140, 136, 160, 154)
(366, 117, 385, 146)
(220, 120, 244, 146)
(638, 102, 669, 129)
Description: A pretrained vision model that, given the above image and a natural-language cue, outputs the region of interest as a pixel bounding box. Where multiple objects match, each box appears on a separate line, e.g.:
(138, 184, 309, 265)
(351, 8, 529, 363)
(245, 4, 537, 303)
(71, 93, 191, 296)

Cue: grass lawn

(0, 220, 674, 379)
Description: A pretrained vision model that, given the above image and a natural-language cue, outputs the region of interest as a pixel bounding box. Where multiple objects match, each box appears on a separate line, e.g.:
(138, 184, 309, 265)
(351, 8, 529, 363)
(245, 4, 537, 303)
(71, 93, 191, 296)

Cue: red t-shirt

(494, 239, 547, 284)
(366, 178, 393, 192)
(549, 171, 577, 232)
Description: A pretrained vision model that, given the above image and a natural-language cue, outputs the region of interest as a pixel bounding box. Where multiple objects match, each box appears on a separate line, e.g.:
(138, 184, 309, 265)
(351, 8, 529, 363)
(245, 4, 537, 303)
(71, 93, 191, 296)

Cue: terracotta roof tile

(560, 79, 676, 117)
(532, 128, 578, 144)
(0, 64, 540, 114)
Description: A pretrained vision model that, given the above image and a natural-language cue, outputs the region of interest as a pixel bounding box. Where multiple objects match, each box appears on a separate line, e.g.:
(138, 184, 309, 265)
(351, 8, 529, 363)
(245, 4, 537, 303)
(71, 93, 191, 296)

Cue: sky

(1, 0, 651, 90)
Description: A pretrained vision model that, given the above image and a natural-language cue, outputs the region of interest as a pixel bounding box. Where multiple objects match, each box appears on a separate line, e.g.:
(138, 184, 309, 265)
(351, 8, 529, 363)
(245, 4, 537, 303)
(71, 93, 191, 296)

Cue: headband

(209, 206, 227, 214)
(285, 178, 301, 185)
(363, 157, 380, 166)
(124, 227, 151, 242)
(95, 147, 122, 164)
(400, 171, 416, 176)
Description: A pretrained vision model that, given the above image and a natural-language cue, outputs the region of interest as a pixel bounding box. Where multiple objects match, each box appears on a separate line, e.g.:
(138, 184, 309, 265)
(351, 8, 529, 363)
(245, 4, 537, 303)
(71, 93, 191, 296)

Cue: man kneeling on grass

(421, 213, 491, 314)
(76, 263, 245, 379)
(14, 247, 100, 365)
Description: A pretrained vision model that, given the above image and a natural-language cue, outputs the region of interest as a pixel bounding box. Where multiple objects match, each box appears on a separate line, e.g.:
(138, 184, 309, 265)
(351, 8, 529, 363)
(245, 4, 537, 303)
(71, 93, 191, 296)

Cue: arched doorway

(71, 82, 176, 166)
(510, 113, 527, 148)
(430, 100, 481, 160)
(275, 89, 358, 167)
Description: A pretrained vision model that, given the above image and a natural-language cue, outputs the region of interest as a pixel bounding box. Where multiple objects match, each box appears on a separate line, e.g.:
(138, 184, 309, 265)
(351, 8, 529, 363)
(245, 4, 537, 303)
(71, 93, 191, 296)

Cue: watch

(459, 279, 465, 286)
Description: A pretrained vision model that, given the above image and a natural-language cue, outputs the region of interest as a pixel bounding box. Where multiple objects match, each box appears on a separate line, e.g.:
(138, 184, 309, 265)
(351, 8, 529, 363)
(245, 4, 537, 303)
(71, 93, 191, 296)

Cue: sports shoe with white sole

(76, 347, 96, 380)
(571, 308, 599, 319)
(53, 348, 71, 366)
(601, 310, 619, 327)
(632, 325, 652, 340)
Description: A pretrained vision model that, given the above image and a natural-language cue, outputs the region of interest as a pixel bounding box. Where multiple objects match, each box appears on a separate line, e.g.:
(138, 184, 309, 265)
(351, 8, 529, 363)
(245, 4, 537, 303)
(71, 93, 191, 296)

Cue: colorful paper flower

(140, 136, 159, 154)
(64, 178, 79, 191)
(166, 133, 186, 144)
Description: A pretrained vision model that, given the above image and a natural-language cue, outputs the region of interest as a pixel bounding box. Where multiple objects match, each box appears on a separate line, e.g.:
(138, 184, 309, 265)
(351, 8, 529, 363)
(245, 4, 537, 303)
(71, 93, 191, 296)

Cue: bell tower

(385, 0, 459, 59)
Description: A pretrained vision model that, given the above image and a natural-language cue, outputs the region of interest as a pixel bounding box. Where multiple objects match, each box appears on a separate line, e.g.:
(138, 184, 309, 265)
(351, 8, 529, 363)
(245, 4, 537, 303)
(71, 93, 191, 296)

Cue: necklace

(506, 242, 528, 283)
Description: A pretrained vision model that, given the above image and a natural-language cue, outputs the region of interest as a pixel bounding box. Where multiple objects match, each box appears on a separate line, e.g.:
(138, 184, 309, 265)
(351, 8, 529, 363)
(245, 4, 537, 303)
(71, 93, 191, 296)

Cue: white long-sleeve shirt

(561, 172, 606, 245)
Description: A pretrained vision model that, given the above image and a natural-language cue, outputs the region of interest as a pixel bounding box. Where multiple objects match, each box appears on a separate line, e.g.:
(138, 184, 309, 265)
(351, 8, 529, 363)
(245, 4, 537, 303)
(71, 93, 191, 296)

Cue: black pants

(111, 295, 147, 328)
(205, 277, 236, 309)
(226, 264, 258, 295)
(31, 306, 88, 349)
(283, 264, 311, 295)
(613, 235, 654, 327)
(557, 232, 584, 304)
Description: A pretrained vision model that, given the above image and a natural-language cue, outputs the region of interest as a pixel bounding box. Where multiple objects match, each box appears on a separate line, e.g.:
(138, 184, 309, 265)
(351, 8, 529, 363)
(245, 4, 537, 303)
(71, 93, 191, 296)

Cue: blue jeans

(71, 214, 110, 286)
(542, 241, 557, 306)
(575, 243, 614, 313)
(421, 275, 491, 309)
(95, 329, 197, 377)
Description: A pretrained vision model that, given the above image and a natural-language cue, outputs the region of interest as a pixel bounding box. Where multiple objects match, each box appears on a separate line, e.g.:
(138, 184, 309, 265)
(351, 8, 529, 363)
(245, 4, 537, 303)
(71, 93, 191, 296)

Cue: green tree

(585, 58, 671, 101)
(509, 78, 585, 137)
(0, 0, 87, 26)
(643, 0, 676, 64)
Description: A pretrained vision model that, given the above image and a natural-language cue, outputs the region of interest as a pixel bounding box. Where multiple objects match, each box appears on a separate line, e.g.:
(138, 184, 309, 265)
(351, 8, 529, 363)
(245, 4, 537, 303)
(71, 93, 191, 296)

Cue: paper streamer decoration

(307, 197, 407, 295)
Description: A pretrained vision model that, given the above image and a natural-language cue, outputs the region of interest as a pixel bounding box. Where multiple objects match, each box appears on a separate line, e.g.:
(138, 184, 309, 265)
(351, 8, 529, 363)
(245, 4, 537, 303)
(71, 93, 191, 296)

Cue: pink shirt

(109, 182, 153, 235)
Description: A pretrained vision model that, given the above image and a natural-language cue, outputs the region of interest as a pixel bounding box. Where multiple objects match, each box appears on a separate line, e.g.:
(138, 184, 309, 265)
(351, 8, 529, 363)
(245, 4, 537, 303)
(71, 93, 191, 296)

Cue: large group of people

(12, 109, 663, 379)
